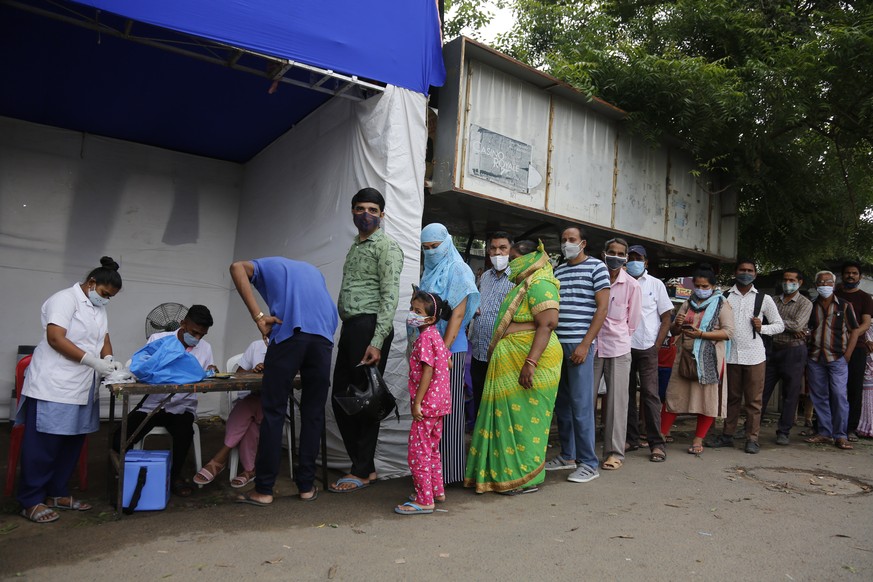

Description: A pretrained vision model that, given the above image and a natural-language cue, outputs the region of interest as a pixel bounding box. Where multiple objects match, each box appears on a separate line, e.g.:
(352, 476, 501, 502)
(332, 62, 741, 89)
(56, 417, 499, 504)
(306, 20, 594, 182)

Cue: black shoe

(775, 433, 790, 446)
(706, 434, 734, 448)
(744, 440, 760, 454)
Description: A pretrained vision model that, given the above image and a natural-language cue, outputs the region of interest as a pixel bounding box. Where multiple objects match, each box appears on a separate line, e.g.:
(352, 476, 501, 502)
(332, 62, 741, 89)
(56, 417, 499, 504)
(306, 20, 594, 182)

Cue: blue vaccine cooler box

(123, 450, 171, 511)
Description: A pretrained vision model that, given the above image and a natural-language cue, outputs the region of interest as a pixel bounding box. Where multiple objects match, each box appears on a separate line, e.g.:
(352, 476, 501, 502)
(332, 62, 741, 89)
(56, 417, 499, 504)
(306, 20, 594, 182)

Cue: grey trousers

(594, 352, 632, 461)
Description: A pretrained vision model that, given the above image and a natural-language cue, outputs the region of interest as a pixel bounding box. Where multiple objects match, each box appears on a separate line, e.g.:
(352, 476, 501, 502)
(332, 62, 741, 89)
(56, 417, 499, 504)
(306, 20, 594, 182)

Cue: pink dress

(407, 325, 451, 505)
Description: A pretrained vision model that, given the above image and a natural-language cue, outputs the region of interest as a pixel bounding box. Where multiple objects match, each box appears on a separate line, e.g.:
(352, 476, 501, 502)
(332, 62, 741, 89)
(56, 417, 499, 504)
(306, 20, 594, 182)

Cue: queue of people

(14, 196, 872, 522)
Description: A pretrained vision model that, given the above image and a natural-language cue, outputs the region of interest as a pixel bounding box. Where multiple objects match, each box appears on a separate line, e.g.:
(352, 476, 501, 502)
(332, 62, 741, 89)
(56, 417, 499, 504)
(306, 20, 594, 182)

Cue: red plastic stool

(4, 355, 89, 496)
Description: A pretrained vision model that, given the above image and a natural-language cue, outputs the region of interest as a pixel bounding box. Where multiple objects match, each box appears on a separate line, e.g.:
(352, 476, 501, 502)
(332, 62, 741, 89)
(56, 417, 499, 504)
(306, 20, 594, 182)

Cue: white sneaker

(567, 464, 600, 483)
(544, 456, 577, 471)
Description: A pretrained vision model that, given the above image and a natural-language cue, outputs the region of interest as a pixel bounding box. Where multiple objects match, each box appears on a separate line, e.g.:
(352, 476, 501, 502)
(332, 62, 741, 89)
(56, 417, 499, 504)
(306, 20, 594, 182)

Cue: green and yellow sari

(464, 242, 562, 493)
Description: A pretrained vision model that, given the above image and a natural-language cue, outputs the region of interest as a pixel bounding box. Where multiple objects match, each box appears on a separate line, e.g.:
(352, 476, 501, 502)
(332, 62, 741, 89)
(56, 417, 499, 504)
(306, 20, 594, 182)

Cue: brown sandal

(804, 434, 834, 445)
(687, 443, 704, 455)
(835, 438, 854, 450)
(650, 448, 666, 462)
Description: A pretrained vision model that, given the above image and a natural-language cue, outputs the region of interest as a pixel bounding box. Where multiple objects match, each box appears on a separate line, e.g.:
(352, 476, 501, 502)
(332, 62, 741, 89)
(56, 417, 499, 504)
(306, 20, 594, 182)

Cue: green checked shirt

(337, 228, 404, 349)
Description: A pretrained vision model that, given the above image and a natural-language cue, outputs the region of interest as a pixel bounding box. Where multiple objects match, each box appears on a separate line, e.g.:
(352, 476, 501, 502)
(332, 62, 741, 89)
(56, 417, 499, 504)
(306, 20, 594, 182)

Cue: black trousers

(762, 344, 807, 436)
(470, 357, 489, 418)
(331, 314, 393, 479)
(255, 332, 333, 495)
(114, 410, 194, 481)
(847, 347, 867, 433)
(626, 345, 665, 449)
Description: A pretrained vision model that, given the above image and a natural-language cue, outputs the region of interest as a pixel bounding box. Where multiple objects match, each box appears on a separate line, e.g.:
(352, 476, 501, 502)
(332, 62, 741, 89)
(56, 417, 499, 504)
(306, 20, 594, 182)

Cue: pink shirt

(408, 325, 452, 417)
(596, 268, 642, 358)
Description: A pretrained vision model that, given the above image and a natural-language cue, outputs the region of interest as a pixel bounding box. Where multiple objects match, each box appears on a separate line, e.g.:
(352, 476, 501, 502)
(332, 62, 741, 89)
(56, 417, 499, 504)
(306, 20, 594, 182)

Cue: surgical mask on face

(626, 261, 645, 277)
(604, 255, 627, 271)
(406, 312, 430, 328)
(735, 273, 756, 286)
(88, 288, 110, 307)
(491, 254, 509, 272)
(783, 282, 800, 295)
(183, 332, 200, 347)
(816, 285, 834, 299)
(353, 212, 380, 232)
(842, 280, 860, 290)
(695, 288, 713, 300)
(561, 242, 582, 260)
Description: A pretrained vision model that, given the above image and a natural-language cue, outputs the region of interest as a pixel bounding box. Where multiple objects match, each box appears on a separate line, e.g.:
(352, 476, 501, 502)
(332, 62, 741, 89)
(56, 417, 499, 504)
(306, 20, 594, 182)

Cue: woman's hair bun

(100, 256, 120, 271)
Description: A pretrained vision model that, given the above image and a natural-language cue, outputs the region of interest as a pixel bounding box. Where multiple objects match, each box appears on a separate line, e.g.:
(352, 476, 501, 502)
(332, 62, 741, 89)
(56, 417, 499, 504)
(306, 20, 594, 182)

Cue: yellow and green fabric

(464, 243, 561, 493)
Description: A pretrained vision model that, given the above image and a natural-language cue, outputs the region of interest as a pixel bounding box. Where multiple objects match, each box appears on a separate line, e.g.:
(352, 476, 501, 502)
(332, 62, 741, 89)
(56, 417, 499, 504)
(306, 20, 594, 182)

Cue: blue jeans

(806, 357, 849, 439)
(555, 343, 598, 469)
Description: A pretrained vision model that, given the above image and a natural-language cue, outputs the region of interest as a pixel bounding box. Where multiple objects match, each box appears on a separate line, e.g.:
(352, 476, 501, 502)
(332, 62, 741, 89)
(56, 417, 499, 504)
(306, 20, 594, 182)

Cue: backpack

(728, 289, 772, 355)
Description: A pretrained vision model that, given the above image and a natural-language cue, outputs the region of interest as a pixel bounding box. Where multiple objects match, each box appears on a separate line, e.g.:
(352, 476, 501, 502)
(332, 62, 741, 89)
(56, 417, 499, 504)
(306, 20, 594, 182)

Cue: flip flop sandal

(299, 486, 319, 502)
(665, 435, 675, 443)
(497, 486, 539, 496)
(687, 444, 704, 455)
(21, 504, 59, 524)
(650, 449, 667, 462)
(329, 477, 369, 493)
(394, 502, 433, 515)
(231, 472, 256, 489)
(235, 491, 272, 506)
(847, 432, 859, 442)
(172, 480, 194, 497)
(601, 456, 623, 470)
(193, 461, 226, 486)
(45, 497, 92, 511)
(804, 434, 833, 444)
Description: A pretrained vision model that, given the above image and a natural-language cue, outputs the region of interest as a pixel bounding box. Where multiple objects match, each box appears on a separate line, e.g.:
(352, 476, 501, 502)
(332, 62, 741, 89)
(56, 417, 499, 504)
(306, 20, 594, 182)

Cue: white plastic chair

(133, 424, 203, 481)
(225, 354, 293, 484)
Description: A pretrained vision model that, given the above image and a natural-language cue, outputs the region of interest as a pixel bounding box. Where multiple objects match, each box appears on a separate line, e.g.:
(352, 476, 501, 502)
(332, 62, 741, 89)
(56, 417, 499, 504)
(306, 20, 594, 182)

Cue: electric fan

(144, 303, 189, 339)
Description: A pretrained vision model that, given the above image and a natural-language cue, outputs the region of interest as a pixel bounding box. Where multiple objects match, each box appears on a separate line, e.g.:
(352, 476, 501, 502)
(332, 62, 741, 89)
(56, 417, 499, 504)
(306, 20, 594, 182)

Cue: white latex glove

(81, 353, 114, 377)
(104, 355, 123, 372)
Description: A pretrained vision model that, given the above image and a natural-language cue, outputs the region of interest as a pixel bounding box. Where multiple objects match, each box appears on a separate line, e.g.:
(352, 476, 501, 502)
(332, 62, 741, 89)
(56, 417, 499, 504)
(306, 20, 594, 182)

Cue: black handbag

(333, 365, 399, 423)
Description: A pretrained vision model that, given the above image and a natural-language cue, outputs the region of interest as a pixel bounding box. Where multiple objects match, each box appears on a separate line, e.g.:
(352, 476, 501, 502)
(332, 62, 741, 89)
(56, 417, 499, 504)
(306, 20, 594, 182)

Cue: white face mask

(816, 285, 834, 299)
(562, 242, 582, 260)
(88, 287, 110, 307)
(491, 254, 509, 271)
(406, 312, 430, 328)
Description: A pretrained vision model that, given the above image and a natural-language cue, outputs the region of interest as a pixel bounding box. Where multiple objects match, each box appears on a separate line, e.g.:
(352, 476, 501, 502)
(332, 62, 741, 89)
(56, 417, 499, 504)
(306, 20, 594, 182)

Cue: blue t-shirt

(251, 257, 339, 345)
(554, 257, 611, 344)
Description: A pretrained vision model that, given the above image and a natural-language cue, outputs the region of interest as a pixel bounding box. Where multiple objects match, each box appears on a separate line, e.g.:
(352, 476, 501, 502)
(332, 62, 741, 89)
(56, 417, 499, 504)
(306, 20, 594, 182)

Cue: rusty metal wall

(434, 41, 737, 261)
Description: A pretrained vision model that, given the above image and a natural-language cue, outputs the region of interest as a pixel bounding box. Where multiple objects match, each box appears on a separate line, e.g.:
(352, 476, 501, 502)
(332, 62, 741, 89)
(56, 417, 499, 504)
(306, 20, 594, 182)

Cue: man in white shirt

(116, 305, 217, 496)
(707, 261, 784, 454)
(624, 245, 674, 462)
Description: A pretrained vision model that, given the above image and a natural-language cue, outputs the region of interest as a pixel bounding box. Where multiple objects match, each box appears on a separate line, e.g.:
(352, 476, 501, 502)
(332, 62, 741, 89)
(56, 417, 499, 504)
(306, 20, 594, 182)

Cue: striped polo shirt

(808, 297, 859, 363)
(554, 257, 611, 343)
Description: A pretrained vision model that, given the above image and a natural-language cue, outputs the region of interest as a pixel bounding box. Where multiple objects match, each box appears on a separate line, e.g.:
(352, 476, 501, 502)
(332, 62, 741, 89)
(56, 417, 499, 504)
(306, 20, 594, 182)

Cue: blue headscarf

(419, 223, 480, 345)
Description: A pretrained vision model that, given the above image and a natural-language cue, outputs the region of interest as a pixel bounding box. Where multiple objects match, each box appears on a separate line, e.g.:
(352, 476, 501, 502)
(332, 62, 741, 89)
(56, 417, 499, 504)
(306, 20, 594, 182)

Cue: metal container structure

(432, 37, 737, 261)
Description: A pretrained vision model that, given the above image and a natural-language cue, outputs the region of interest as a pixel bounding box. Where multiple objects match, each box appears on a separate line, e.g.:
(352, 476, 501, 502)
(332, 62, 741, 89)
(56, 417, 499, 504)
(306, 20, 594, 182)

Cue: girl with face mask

(16, 257, 122, 523)
(396, 290, 452, 514)
(660, 264, 735, 457)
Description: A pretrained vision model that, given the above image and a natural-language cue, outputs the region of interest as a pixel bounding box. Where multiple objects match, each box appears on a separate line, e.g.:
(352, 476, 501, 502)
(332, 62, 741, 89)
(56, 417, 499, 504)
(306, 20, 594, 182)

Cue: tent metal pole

(3, 0, 384, 98)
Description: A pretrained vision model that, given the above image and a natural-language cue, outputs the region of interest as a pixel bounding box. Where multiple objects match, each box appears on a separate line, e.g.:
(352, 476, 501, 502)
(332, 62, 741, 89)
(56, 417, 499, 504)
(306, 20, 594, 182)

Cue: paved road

(2, 418, 872, 581)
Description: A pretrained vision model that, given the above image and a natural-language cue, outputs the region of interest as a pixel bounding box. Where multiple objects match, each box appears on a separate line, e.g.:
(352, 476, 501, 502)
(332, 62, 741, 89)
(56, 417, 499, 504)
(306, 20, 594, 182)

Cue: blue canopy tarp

(74, 0, 446, 95)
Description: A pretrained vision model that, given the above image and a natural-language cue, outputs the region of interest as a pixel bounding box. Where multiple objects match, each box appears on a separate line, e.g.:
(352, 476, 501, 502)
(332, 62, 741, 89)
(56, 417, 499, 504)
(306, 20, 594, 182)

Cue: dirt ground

(1, 415, 872, 581)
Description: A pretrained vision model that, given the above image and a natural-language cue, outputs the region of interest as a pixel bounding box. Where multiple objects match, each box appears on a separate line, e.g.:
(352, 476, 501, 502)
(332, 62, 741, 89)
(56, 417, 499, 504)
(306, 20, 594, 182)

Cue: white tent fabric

(0, 116, 243, 420)
(0, 86, 426, 479)
(228, 85, 426, 479)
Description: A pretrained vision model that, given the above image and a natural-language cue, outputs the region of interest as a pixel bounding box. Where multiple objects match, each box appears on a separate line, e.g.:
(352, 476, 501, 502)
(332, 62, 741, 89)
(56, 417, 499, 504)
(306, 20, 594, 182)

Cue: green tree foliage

(448, 1, 873, 271)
